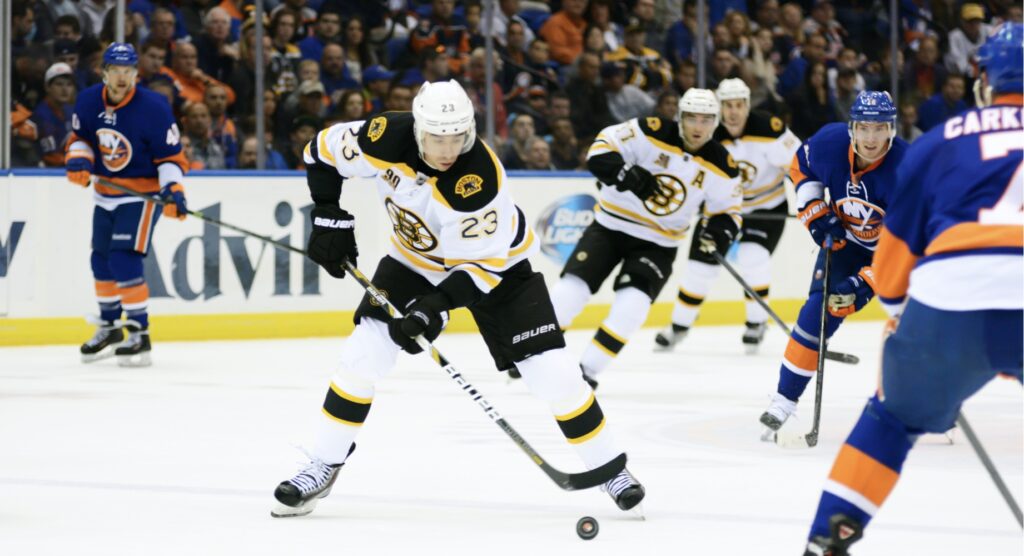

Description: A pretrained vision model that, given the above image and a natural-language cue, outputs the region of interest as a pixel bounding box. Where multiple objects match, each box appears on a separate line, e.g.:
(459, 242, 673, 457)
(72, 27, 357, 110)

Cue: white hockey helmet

(412, 79, 477, 156)
(677, 88, 721, 139)
(716, 78, 751, 103)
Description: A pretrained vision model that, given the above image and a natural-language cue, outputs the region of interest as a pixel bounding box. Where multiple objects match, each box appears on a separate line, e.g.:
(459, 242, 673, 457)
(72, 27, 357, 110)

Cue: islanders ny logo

(96, 129, 133, 172)
(535, 194, 596, 265)
(835, 180, 885, 246)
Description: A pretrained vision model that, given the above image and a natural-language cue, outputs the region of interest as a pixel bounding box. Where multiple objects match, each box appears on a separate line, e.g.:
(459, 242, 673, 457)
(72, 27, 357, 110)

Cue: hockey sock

(581, 287, 651, 376)
(109, 250, 149, 329)
(517, 348, 619, 469)
(777, 292, 843, 401)
(670, 260, 720, 328)
(737, 242, 772, 324)
(91, 251, 122, 322)
(809, 395, 914, 540)
(550, 274, 591, 328)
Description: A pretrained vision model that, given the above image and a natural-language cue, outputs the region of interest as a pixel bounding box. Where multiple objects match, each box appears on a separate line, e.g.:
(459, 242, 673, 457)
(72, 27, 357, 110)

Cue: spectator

(587, 0, 622, 52)
(754, 0, 782, 34)
(945, 3, 990, 78)
(665, 2, 697, 68)
(548, 117, 581, 170)
(334, 89, 366, 122)
(777, 2, 806, 61)
(902, 35, 946, 100)
(299, 8, 343, 62)
(709, 47, 742, 90)
(787, 61, 838, 139)
(53, 38, 96, 92)
(747, 27, 781, 105)
(501, 113, 535, 170)
(630, 0, 664, 51)
(833, 68, 860, 121)
(320, 44, 359, 95)
(399, 45, 451, 88)
(777, 32, 826, 98)
(802, 1, 844, 60)
(408, 0, 472, 75)
(525, 86, 553, 136)
(605, 18, 672, 94)
(583, 24, 610, 56)
(465, 48, 509, 139)
(138, 40, 169, 85)
(384, 84, 414, 112)
(827, 47, 865, 95)
(723, 11, 753, 59)
(504, 20, 529, 64)
(272, 0, 317, 40)
(342, 15, 378, 84)
(539, 0, 588, 65)
(147, 7, 180, 66)
(362, 65, 395, 114)
(194, 7, 238, 83)
(33, 0, 77, 43)
(864, 45, 904, 93)
(163, 41, 237, 106)
(524, 136, 556, 170)
(601, 61, 656, 122)
(204, 85, 238, 168)
(269, 9, 303, 96)
(917, 74, 968, 132)
(464, 0, 485, 50)
(282, 116, 320, 169)
(482, 0, 536, 48)
(147, 75, 177, 108)
(77, 0, 112, 39)
(898, 102, 923, 143)
(32, 63, 77, 167)
(548, 91, 571, 127)
(654, 90, 679, 121)
(565, 51, 615, 140)
(99, 8, 140, 46)
(672, 58, 697, 96)
(298, 59, 321, 84)
(183, 102, 227, 170)
(238, 136, 288, 169)
(179, 134, 203, 170)
(228, 20, 273, 117)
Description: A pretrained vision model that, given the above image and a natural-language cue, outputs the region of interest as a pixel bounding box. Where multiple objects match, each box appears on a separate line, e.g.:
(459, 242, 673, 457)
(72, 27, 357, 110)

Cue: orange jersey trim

(829, 443, 900, 507)
(924, 223, 1024, 257)
(102, 86, 137, 111)
(848, 146, 884, 185)
(994, 94, 1024, 106)
(154, 151, 190, 173)
(784, 338, 818, 372)
(789, 153, 809, 186)
(95, 280, 119, 298)
(120, 283, 150, 305)
(95, 176, 161, 196)
(135, 202, 157, 252)
(873, 228, 917, 301)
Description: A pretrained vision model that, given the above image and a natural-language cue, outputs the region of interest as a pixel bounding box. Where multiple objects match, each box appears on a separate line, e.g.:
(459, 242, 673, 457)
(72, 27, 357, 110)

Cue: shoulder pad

(357, 112, 418, 164)
(638, 116, 682, 146)
(694, 140, 741, 179)
(743, 111, 787, 139)
(432, 140, 502, 212)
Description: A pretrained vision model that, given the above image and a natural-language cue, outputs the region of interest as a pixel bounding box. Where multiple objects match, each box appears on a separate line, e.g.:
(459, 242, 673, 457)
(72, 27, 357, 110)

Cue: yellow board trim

(321, 407, 363, 427)
(556, 392, 596, 421)
(0, 299, 887, 346)
(329, 381, 372, 405)
(567, 419, 606, 444)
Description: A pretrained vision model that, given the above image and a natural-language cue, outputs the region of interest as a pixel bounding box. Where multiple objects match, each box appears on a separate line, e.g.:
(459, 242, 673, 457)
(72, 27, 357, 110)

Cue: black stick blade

(543, 453, 628, 491)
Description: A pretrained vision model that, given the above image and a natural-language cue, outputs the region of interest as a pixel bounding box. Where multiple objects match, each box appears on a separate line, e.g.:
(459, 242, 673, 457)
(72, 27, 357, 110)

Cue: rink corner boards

(0, 300, 887, 346)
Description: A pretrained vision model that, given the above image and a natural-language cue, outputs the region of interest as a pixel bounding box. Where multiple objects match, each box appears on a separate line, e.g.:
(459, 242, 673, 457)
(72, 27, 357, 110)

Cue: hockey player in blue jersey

(803, 25, 1023, 555)
(759, 91, 909, 436)
(66, 43, 189, 367)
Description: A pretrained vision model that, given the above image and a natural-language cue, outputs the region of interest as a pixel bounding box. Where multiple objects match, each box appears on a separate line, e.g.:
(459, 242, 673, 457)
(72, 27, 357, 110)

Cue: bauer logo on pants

(535, 194, 596, 265)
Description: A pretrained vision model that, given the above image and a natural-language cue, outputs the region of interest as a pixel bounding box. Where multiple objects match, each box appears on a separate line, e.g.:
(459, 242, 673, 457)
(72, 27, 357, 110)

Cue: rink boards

(0, 170, 884, 345)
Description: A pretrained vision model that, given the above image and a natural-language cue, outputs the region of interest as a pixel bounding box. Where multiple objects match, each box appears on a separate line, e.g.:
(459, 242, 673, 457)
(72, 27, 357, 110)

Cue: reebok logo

(314, 216, 354, 229)
(512, 323, 557, 344)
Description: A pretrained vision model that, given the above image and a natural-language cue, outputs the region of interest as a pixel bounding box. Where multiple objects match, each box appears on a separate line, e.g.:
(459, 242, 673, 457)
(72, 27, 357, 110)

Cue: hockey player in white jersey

(655, 79, 801, 353)
(271, 80, 643, 517)
(548, 88, 743, 388)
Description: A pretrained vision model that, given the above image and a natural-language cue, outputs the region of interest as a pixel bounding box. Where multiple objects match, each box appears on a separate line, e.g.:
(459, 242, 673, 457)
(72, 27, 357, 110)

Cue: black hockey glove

(698, 214, 739, 256)
(387, 292, 450, 354)
(616, 164, 660, 200)
(307, 205, 357, 279)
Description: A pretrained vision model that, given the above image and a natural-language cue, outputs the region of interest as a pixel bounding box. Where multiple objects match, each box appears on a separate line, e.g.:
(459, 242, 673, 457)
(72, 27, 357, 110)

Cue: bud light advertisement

(535, 194, 597, 266)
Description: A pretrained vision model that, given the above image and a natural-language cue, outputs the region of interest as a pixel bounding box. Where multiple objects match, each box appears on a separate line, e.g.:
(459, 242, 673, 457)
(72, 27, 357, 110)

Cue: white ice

(0, 322, 1021, 555)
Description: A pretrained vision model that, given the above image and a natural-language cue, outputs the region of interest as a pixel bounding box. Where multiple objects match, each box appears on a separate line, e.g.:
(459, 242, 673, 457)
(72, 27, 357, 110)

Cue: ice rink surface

(1, 322, 1021, 555)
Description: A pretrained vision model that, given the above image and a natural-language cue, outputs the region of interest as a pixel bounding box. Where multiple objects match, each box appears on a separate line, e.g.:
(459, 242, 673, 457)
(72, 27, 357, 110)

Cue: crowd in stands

(9, 0, 1023, 170)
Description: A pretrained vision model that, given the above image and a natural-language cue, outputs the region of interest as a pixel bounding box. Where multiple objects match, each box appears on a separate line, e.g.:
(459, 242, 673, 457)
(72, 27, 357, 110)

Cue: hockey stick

(96, 178, 627, 491)
(956, 412, 1024, 528)
(741, 212, 796, 222)
(711, 251, 859, 365)
(775, 241, 832, 449)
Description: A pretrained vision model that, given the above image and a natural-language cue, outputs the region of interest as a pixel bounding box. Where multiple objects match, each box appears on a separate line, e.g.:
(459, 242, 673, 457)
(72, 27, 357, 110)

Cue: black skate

(803, 514, 863, 556)
(80, 320, 125, 363)
(114, 325, 151, 367)
(654, 324, 688, 351)
(580, 364, 599, 391)
(604, 468, 645, 511)
(742, 321, 767, 354)
(272, 444, 355, 518)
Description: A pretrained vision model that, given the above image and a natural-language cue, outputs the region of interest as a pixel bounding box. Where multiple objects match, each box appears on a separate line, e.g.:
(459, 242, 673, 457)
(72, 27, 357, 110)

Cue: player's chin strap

(849, 123, 895, 164)
(94, 177, 627, 492)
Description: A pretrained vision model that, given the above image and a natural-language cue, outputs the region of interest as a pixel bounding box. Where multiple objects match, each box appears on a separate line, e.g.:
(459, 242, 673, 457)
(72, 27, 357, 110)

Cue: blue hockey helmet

(977, 23, 1023, 94)
(848, 90, 897, 124)
(103, 42, 139, 67)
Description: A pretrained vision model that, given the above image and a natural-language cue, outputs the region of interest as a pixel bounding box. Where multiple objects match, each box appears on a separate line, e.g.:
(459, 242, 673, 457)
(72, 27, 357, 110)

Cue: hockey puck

(576, 516, 599, 540)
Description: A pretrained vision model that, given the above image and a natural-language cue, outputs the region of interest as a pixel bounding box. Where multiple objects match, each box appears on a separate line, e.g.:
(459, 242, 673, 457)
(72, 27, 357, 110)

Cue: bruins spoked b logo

(385, 198, 437, 252)
(643, 174, 686, 216)
(736, 160, 757, 187)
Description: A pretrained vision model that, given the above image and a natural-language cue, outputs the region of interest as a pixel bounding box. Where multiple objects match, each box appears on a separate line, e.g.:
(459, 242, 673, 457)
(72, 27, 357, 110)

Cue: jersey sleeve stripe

(597, 199, 688, 240)
(154, 152, 189, 173)
(317, 130, 337, 166)
(873, 227, 918, 303)
(923, 222, 1023, 257)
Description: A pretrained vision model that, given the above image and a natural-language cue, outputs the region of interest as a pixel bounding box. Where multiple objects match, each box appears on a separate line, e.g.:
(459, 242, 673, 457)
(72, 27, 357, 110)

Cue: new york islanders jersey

(68, 84, 187, 208)
(587, 116, 743, 248)
(874, 98, 1024, 314)
(304, 112, 537, 294)
(790, 122, 909, 251)
(714, 111, 801, 213)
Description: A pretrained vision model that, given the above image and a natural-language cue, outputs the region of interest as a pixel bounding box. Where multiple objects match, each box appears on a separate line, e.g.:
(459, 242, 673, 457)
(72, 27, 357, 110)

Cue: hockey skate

(653, 324, 688, 351)
(759, 393, 797, 441)
(603, 468, 645, 512)
(580, 364, 599, 390)
(742, 321, 767, 354)
(80, 320, 125, 363)
(115, 325, 151, 367)
(804, 514, 863, 556)
(272, 444, 355, 518)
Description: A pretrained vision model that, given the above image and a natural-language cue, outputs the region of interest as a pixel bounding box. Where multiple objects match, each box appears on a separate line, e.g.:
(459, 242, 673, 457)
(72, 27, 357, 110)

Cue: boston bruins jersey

(303, 112, 537, 294)
(713, 110, 801, 214)
(586, 116, 742, 248)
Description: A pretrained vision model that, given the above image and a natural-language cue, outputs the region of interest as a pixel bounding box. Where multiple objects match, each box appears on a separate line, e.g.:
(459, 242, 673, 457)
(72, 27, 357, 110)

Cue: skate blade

(743, 343, 760, 355)
(630, 503, 646, 520)
(271, 499, 317, 518)
(117, 352, 152, 368)
(81, 350, 118, 363)
(652, 338, 676, 352)
(759, 427, 778, 442)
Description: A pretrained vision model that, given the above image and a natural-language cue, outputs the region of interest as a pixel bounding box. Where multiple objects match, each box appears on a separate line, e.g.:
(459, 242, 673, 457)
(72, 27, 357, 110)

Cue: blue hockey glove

(798, 199, 846, 250)
(828, 267, 876, 317)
